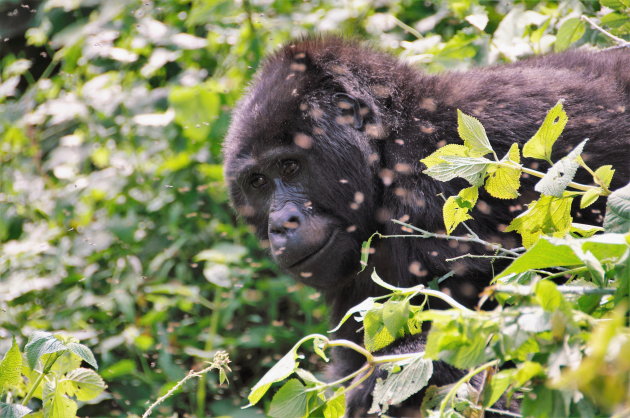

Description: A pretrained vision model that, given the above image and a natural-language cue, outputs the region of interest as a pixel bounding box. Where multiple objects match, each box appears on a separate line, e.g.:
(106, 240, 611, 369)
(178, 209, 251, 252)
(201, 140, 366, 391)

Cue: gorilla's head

(223, 37, 408, 289)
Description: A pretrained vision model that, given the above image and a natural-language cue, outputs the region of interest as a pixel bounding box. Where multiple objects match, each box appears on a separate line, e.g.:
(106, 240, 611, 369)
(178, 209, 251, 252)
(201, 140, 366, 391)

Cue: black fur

(224, 36, 629, 415)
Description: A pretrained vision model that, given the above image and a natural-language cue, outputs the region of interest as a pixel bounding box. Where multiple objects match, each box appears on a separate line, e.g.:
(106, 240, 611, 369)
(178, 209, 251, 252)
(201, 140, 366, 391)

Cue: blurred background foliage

(0, 0, 626, 416)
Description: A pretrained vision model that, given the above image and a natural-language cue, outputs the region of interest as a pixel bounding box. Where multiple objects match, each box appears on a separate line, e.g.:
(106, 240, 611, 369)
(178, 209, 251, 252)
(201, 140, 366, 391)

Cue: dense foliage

(1, 0, 628, 416)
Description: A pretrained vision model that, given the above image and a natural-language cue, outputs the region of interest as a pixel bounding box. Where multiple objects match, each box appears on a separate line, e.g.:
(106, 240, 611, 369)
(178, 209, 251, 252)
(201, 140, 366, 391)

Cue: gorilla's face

(224, 87, 379, 289)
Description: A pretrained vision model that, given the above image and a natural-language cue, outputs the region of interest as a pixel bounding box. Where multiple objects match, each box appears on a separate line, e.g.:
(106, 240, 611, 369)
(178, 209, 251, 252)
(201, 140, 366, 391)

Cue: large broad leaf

(457, 110, 493, 156)
(267, 379, 309, 418)
(0, 403, 31, 418)
(506, 195, 573, 248)
(248, 346, 300, 405)
(496, 234, 629, 279)
(61, 368, 107, 401)
(66, 343, 98, 369)
(24, 332, 67, 370)
(0, 339, 22, 392)
(535, 139, 587, 197)
(43, 379, 78, 418)
(369, 356, 433, 414)
(554, 18, 586, 52)
(523, 100, 568, 162)
(604, 183, 630, 233)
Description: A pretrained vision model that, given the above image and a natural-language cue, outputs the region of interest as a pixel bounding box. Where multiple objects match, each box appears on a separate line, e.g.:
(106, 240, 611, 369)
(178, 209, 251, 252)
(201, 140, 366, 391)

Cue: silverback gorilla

(224, 37, 629, 415)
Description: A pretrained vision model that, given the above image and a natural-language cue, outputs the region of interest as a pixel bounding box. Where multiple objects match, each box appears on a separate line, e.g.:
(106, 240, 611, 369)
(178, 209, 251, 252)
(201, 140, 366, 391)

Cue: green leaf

(506, 195, 573, 247)
(594, 165, 615, 189)
(43, 379, 78, 418)
(169, 84, 220, 143)
(248, 346, 300, 405)
(457, 110, 493, 156)
(421, 144, 470, 169)
(382, 300, 410, 337)
(66, 343, 98, 369)
(570, 223, 603, 237)
(0, 403, 31, 418)
(496, 237, 581, 278)
(600, 0, 630, 10)
(24, 332, 67, 370)
(312, 336, 329, 362)
(580, 189, 601, 209)
(600, 12, 630, 34)
(0, 339, 22, 392)
(555, 18, 586, 52)
(369, 356, 433, 414)
(483, 369, 515, 408)
(604, 182, 630, 232)
(535, 139, 587, 197)
(195, 243, 247, 264)
(443, 186, 479, 234)
(423, 155, 491, 186)
(323, 390, 346, 418)
(268, 379, 309, 418)
(523, 100, 568, 162)
(484, 143, 521, 199)
(60, 368, 107, 401)
(364, 307, 396, 352)
(360, 233, 380, 271)
(535, 281, 565, 311)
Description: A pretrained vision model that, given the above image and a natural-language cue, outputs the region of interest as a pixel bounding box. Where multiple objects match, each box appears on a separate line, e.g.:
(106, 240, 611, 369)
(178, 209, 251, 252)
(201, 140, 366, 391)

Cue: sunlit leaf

(61, 368, 107, 401)
(268, 379, 309, 418)
(523, 100, 568, 163)
(0, 339, 22, 393)
(443, 186, 478, 234)
(457, 110, 493, 156)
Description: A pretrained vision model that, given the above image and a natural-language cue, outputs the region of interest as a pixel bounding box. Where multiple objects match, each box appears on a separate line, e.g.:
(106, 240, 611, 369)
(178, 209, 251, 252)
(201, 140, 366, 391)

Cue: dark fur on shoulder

(224, 36, 630, 415)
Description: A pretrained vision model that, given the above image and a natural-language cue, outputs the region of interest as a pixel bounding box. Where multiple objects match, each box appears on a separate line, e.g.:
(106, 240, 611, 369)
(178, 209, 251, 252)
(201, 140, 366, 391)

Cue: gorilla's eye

(250, 174, 267, 188)
(281, 160, 300, 176)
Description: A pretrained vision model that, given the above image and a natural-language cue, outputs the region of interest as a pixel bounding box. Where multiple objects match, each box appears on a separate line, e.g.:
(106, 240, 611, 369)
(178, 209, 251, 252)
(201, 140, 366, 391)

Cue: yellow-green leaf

(43, 380, 78, 418)
(443, 186, 479, 234)
(594, 165, 615, 189)
(457, 110, 493, 156)
(60, 368, 107, 401)
(0, 339, 22, 393)
(580, 189, 601, 209)
(421, 144, 470, 169)
(506, 195, 573, 247)
(485, 144, 521, 199)
(523, 100, 568, 162)
(248, 346, 299, 405)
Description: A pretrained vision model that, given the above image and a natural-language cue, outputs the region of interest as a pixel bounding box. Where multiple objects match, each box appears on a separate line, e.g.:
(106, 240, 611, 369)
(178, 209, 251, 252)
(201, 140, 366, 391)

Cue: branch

(493, 284, 615, 295)
(581, 15, 630, 47)
(388, 220, 521, 257)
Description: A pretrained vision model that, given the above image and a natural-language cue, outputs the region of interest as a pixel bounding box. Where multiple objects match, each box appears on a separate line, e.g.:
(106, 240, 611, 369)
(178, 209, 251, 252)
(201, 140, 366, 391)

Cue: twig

(142, 352, 230, 418)
(446, 253, 517, 262)
(389, 220, 521, 257)
(581, 15, 630, 47)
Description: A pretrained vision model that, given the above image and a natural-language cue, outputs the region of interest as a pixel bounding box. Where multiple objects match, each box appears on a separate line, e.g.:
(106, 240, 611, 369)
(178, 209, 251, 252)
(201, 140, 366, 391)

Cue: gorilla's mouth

(288, 229, 338, 270)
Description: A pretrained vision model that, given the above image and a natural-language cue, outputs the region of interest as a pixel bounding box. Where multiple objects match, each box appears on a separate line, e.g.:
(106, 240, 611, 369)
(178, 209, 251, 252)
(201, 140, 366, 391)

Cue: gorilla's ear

(333, 93, 365, 129)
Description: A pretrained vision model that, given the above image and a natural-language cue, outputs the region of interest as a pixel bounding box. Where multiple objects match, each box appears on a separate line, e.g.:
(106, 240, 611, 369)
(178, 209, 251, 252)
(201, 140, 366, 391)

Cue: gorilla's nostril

(283, 216, 300, 230)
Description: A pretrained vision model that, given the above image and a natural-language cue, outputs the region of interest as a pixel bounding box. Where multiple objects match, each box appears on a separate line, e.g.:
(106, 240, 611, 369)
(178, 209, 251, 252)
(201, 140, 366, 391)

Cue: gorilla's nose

(268, 208, 303, 236)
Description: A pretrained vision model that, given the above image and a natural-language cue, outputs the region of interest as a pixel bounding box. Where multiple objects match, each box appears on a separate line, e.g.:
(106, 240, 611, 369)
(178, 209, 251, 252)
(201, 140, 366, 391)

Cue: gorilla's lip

(287, 229, 338, 270)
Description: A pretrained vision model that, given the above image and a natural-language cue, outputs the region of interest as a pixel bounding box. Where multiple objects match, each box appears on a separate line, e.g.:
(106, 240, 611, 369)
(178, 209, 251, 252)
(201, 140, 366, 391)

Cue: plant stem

(196, 288, 223, 417)
(581, 15, 630, 46)
(325, 339, 374, 363)
(439, 360, 499, 416)
(389, 220, 521, 257)
(519, 165, 595, 193)
(21, 353, 60, 406)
